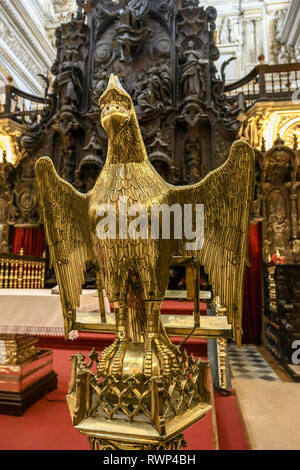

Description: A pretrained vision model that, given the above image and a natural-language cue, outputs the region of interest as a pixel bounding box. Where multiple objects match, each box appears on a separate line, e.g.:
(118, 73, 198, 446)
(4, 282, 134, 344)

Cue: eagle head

(99, 74, 132, 143)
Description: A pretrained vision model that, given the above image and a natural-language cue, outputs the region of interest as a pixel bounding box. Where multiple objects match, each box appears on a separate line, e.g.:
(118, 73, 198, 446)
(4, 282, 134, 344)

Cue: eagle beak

(99, 74, 132, 143)
(101, 104, 129, 143)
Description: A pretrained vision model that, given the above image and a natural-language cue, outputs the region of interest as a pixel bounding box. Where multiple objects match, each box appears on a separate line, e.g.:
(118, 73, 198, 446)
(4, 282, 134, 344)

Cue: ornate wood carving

(264, 264, 300, 369)
(5, 154, 41, 227)
(0, 155, 12, 253)
(16, 0, 237, 193)
(253, 137, 300, 263)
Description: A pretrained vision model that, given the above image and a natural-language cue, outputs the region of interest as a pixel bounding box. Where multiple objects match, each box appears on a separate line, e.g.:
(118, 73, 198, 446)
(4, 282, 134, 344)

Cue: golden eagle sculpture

(35, 74, 254, 380)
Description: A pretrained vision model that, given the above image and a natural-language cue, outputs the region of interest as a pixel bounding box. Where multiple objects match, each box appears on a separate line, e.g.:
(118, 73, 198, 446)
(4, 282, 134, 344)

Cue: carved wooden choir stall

(254, 137, 300, 380)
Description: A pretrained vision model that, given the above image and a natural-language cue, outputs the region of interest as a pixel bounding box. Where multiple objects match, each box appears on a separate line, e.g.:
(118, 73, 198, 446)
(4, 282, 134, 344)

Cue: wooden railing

(0, 249, 46, 289)
(0, 84, 46, 125)
(225, 63, 300, 108)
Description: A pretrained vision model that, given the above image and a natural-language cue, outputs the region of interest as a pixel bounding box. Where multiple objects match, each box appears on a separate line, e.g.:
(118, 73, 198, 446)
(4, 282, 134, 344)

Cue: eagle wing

(173, 140, 255, 346)
(35, 157, 95, 338)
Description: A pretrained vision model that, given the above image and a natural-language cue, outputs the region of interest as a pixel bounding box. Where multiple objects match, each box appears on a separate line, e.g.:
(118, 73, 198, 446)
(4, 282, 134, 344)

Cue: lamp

(0, 133, 16, 164)
(0, 78, 28, 166)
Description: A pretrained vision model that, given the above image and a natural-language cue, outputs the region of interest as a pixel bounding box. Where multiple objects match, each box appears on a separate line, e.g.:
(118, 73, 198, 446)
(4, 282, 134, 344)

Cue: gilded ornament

(35, 74, 254, 448)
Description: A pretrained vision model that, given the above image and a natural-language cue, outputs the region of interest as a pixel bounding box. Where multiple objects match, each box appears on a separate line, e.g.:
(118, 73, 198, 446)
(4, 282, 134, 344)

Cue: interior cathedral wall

(0, 0, 297, 95)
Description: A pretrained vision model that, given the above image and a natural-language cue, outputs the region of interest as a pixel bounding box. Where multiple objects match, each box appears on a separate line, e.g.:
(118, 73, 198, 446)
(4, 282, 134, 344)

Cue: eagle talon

(111, 341, 128, 376)
(143, 338, 180, 378)
(97, 338, 120, 376)
(144, 338, 154, 378)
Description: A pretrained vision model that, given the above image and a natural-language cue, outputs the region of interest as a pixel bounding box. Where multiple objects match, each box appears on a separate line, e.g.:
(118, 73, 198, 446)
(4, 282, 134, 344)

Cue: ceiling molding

(0, 44, 42, 95)
(0, 0, 55, 67)
(280, 0, 300, 46)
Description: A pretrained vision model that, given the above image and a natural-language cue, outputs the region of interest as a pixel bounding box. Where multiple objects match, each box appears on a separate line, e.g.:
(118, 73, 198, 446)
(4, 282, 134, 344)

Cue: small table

(0, 288, 101, 337)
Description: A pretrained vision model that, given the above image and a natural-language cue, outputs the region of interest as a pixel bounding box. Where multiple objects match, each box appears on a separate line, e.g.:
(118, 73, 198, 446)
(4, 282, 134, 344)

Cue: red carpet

(161, 300, 206, 315)
(0, 347, 248, 450)
(108, 299, 205, 315)
(214, 392, 249, 450)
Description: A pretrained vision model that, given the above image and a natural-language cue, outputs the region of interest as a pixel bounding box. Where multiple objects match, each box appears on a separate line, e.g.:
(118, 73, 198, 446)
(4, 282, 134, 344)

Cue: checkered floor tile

(228, 344, 280, 381)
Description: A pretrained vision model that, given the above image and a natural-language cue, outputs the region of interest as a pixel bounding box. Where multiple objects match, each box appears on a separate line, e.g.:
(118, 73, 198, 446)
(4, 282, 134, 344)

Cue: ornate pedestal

(0, 335, 57, 416)
(66, 345, 211, 450)
(87, 433, 187, 451)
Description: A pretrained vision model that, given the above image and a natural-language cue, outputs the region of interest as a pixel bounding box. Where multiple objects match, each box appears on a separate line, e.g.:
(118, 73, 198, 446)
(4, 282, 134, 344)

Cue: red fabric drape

(12, 227, 45, 257)
(242, 223, 262, 344)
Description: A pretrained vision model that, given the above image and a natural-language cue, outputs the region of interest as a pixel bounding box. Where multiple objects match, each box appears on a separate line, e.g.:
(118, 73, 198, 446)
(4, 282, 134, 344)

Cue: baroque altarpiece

(255, 138, 300, 377)
(240, 109, 300, 377)
(7, 0, 238, 210)
(0, 0, 244, 292)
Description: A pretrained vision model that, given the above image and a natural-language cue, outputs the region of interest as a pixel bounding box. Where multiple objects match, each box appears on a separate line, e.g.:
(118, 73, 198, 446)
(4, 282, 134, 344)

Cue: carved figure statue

(57, 49, 83, 108)
(180, 41, 208, 99)
(136, 64, 171, 113)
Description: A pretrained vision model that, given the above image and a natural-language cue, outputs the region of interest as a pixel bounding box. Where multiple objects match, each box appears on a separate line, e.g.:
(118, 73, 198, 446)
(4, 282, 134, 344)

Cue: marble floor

(228, 344, 280, 381)
(229, 345, 300, 450)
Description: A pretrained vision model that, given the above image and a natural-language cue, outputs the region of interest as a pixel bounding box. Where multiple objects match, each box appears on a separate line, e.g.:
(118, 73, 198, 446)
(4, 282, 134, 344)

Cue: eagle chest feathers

(89, 161, 171, 268)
